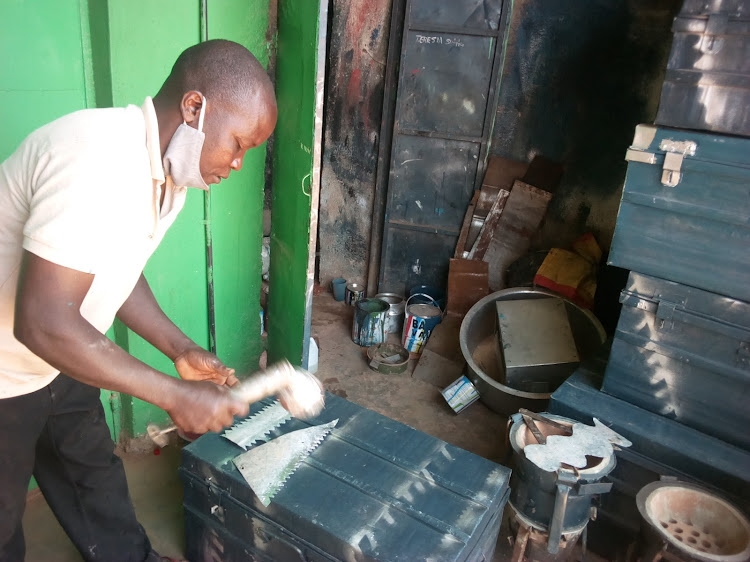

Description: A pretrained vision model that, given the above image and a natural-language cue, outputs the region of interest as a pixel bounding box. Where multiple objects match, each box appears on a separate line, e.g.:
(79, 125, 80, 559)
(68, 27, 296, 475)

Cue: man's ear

(180, 91, 204, 125)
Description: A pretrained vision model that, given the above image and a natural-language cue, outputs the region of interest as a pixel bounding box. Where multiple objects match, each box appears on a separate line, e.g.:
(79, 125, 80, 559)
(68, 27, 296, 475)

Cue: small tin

(441, 375, 480, 414)
(345, 283, 365, 306)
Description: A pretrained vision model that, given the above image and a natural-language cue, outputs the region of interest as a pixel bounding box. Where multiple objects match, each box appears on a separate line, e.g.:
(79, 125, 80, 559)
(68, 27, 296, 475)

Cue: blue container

(608, 124, 750, 302)
(331, 278, 347, 301)
(409, 285, 446, 309)
(180, 393, 511, 562)
(602, 271, 750, 450)
(401, 294, 443, 354)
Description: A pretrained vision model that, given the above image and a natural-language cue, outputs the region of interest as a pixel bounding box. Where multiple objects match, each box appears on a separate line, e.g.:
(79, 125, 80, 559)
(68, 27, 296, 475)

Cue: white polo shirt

(0, 98, 187, 398)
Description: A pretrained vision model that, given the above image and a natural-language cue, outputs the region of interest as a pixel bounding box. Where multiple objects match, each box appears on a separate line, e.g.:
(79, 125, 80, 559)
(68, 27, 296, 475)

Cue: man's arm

(14, 251, 248, 432)
(116, 274, 238, 386)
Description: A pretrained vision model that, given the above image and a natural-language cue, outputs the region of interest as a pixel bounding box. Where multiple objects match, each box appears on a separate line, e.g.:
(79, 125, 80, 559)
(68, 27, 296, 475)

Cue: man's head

(155, 39, 277, 186)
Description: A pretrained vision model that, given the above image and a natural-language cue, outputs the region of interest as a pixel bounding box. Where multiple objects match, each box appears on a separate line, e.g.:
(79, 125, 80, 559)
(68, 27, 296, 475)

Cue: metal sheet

(382, 227, 457, 293)
(377, 0, 512, 296)
(388, 135, 479, 228)
(409, 0, 503, 31)
(496, 299, 579, 367)
(397, 31, 495, 136)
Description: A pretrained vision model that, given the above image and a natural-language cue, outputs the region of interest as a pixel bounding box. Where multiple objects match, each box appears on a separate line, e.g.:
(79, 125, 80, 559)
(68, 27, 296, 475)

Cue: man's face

(198, 97, 277, 186)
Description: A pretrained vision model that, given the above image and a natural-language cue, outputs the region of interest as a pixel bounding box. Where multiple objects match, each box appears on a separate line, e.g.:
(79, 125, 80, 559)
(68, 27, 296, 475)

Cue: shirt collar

(141, 96, 165, 185)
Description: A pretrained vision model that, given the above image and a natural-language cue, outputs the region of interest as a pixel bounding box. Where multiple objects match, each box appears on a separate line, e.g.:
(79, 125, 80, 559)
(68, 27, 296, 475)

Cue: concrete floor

(21, 293, 598, 561)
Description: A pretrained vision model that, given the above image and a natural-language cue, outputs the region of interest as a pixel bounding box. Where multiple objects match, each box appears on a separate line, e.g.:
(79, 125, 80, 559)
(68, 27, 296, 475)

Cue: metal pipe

(547, 482, 571, 554)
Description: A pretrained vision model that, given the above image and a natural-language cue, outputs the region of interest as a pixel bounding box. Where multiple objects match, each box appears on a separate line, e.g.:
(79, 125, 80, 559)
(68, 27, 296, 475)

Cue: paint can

(441, 375, 480, 414)
(409, 285, 446, 309)
(373, 293, 405, 335)
(345, 283, 365, 306)
(401, 293, 443, 355)
(352, 298, 389, 347)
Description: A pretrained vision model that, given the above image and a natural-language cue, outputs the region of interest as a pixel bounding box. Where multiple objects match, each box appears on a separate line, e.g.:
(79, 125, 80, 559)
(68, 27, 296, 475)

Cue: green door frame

(268, 0, 327, 368)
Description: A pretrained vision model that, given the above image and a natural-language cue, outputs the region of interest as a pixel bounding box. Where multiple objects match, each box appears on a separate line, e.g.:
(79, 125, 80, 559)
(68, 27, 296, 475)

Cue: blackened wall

(318, 0, 681, 289)
(491, 0, 681, 250)
(318, 0, 391, 288)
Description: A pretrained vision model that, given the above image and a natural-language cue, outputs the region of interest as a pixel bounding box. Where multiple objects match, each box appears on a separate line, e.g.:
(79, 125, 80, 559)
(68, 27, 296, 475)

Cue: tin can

(373, 292, 405, 335)
(441, 375, 480, 414)
(401, 293, 442, 354)
(345, 283, 365, 306)
(352, 298, 389, 347)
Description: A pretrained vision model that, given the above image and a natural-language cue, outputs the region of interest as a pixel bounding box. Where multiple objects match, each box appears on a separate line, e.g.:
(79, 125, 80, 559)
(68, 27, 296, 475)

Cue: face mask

(163, 96, 209, 190)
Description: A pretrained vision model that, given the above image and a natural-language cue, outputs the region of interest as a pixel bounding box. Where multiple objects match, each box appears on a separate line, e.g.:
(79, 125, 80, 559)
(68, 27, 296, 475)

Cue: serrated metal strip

(223, 401, 292, 449)
(233, 419, 338, 506)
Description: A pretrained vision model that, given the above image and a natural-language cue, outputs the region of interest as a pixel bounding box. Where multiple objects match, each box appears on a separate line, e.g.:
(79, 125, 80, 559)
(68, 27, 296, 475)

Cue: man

(0, 40, 277, 561)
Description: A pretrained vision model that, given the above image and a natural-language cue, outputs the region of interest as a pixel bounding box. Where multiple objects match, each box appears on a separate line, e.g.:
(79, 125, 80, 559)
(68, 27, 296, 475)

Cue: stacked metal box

(550, 0, 750, 553)
(604, 0, 750, 451)
(180, 394, 511, 562)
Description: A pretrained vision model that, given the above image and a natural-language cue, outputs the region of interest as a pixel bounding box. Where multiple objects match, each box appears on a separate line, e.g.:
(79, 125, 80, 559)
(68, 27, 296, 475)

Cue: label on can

(441, 375, 480, 414)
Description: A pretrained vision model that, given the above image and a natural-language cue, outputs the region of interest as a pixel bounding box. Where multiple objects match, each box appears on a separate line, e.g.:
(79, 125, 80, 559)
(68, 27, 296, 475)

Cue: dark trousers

(0, 374, 155, 562)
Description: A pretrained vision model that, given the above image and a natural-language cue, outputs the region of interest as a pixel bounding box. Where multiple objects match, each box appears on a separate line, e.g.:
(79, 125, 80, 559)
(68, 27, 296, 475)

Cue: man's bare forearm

(116, 274, 200, 360)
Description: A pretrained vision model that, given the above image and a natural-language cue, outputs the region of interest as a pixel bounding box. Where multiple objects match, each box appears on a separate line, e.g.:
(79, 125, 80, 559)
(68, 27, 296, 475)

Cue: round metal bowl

(459, 288, 606, 415)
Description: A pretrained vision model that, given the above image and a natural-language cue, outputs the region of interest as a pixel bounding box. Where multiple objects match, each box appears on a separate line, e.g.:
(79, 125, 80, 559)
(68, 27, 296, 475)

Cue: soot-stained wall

(491, 0, 681, 250)
(318, 0, 681, 290)
(318, 0, 391, 288)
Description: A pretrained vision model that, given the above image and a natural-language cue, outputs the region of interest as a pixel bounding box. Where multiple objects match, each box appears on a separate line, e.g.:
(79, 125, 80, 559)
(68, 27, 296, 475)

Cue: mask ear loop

(197, 96, 207, 132)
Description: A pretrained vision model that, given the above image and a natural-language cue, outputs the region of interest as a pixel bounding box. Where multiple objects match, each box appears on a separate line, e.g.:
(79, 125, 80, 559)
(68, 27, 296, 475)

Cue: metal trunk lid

(180, 393, 510, 562)
(608, 124, 750, 301)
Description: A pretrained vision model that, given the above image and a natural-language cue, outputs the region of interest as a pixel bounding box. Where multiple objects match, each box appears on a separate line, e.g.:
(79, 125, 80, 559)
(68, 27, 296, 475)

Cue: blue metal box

(601, 272, 750, 450)
(608, 124, 750, 302)
(179, 393, 511, 562)
(655, 0, 750, 137)
(549, 363, 750, 532)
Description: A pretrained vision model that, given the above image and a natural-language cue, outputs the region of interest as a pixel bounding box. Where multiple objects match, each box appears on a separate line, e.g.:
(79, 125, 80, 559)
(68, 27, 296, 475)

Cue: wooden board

(454, 190, 479, 258)
(482, 180, 553, 291)
(468, 188, 510, 259)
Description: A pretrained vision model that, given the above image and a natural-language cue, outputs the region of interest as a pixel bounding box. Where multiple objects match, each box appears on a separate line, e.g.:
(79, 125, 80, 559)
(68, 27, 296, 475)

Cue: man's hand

(168, 380, 249, 433)
(174, 347, 239, 387)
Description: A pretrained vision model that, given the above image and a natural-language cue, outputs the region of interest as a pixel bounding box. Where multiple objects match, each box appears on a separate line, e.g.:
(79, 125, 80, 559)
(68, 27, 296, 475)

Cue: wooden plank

(476, 156, 529, 216)
(453, 190, 479, 258)
(446, 258, 489, 318)
(468, 188, 510, 259)
(482, 180, 553, 291)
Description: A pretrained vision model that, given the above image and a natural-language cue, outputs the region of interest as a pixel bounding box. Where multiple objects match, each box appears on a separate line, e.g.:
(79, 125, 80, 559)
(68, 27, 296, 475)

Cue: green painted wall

(208, 0, 272, 377)
(268, 1, 321, 366)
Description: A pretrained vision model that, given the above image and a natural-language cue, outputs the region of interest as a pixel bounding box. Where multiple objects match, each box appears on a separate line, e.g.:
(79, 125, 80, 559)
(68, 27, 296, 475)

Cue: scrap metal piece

(223, 401, 292, 449)
(233, 419, 338, 507)
(524, 418, 632, 473)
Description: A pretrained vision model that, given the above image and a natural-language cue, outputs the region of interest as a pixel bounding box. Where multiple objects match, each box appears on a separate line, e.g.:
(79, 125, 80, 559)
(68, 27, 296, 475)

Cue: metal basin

(459, 288, 606, 415)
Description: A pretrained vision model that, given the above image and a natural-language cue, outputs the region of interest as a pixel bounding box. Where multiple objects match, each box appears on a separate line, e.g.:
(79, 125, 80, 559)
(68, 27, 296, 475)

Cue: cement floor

(21, 293, 596, 561)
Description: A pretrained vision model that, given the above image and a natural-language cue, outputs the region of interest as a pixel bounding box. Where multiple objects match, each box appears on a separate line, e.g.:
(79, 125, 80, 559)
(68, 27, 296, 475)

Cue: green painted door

(268, 0, 327, 368)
